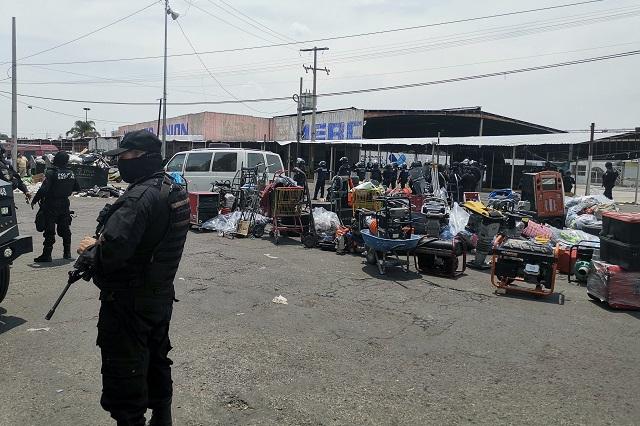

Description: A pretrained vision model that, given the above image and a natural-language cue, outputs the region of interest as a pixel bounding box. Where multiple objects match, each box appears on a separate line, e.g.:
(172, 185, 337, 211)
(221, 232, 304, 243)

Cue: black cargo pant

(313, 179, 326, 199)
(603, 186, 614, 200)
(41, 201, 71, 249)
(97, 290, 174, 425)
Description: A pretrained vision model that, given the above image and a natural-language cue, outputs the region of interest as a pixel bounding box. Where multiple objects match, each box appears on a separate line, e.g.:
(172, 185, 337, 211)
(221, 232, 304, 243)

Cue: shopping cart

(270, 182, 317, 247)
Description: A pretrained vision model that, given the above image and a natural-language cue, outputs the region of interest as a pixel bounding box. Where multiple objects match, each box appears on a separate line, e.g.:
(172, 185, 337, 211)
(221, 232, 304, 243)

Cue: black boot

(34, 247, 53, 263)
(147, 402, 173, 426)
(63, 245, 73, 260)
(148, 404, 172, 426)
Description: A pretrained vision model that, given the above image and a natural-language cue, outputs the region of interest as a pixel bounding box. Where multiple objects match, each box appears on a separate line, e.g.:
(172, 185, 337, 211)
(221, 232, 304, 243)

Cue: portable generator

(374, 196, 412, 240)
(491, 237, 558, 296)
(420, 197, 449, 237)
(568, 244, 595, 284)
(414, 237, 466, 278)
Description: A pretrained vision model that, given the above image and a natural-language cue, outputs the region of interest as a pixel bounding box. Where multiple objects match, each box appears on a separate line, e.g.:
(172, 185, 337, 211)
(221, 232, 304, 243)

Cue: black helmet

(53, 151, 70, 167)
(356, 161, 365, 168)
(296, 157, 306, 167)
(319, 160, 326, 167)
(400, 163, 408, 169)
(339, 156, 348, 164)
(372, 162, 379, 169)
(384, 163, 392, 169)
(410, 161, 422, 168)
(605, 161, 613, 168)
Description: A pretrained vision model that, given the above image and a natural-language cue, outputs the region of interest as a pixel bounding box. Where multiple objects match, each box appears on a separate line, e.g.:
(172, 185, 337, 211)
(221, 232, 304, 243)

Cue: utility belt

(98, 277, 175, 302)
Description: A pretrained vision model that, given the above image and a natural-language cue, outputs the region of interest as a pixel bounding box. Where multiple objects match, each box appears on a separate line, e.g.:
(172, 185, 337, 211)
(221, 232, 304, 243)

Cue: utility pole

(301, 47, 329, 142)
(156, 98, 163, 137)
(11, 17, 17, 163)
(301, 47, 329, 169)
(585, 122, 595, 196)
(162, 0, 169, 159)
(295, 77, 303, 159)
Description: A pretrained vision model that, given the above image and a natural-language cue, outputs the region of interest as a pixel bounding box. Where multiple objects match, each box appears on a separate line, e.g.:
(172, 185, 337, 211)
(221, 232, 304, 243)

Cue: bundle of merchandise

(586, 212, 640, 309)
(565, 194, 617, 233)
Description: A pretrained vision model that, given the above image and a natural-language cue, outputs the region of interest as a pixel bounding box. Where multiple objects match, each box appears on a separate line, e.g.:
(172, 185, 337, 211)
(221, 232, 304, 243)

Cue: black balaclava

(118, 152, 163, 183)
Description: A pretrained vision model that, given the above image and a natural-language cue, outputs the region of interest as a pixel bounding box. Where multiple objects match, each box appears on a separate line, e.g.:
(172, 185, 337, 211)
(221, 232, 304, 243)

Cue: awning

(274, 132, 626, 147)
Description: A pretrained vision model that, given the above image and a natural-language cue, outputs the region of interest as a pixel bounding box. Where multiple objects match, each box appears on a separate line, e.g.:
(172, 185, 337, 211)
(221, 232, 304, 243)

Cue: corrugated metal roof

(275, 132, 628, 147)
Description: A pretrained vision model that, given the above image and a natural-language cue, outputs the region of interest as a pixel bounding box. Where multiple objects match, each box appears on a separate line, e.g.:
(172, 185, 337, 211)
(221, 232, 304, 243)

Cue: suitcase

(587, 260, 640, 310)
(601, 212, 640, 244)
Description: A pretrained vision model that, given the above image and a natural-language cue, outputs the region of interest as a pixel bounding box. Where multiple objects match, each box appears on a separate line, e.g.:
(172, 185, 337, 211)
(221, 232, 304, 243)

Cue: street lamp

(83, 107, 90, 123)
(162, 1, 180, 159)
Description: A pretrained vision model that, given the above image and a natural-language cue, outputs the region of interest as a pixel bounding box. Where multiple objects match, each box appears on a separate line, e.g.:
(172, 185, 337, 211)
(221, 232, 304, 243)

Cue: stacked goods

(585, 212, 640, 309)
(600, 212, 640, 271)
(587, 261, 640, 310)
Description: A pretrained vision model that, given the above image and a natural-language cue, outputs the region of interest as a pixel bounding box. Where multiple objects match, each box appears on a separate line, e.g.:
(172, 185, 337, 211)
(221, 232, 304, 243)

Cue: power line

(182, 0, 288, 45)
(217, 0, 297, 43)
(1, 1, 158, 64)
(2, 49, 638, 106)
(0, 92, 127, 124)
(17, 0, 604, 66)
(174, 19, 283, 114)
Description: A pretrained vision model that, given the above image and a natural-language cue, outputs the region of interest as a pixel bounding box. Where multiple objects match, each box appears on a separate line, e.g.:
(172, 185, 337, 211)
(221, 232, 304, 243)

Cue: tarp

(274, 132, 627, 147)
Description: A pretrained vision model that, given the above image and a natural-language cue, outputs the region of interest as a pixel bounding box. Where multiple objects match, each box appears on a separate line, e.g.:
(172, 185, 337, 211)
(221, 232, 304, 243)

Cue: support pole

(161, 0, 169, 159)
(296, 77, 302, 159)
(377, 144, 381, 163)
(11, 17, 18, 163)
(490, 150, 495, 188)
(585, 122, 595, 196)
(635, 159, 639, 205)
(510, 146, 516, 189)
(329, 145, 335, 179)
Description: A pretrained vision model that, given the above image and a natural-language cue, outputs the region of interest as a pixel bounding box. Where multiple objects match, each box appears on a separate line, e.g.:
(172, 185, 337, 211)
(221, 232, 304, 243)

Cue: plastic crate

(601, 212, 640, 244)
(599, 235, 640, 271)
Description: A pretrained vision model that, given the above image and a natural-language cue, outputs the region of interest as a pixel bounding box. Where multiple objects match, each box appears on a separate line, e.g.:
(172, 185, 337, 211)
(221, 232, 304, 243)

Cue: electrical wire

(0, 92, 128, 124)
(2, 49, 638, 106)
(216, 0, 297, 43)
(174, 19, 287, 114)
(17, 0, 604, 66)
(1, 1, 158, 65)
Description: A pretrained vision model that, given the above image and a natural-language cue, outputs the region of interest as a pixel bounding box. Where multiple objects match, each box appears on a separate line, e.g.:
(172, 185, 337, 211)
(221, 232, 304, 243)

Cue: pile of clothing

(565, 194, 618, 231)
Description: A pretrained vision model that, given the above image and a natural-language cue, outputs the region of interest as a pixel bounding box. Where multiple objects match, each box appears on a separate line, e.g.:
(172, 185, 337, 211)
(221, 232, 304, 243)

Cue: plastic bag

(448, 202, 470, 236)
(313, 207, 340, 232)
(571, 214, 601, 230)
(201, 211, 242, 234)
(558, 228, 600, 245)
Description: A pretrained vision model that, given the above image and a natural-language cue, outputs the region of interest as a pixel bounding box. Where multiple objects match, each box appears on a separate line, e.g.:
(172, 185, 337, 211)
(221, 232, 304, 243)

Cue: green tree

(66, 120, 99, 138)
(0, 133, 8, 140)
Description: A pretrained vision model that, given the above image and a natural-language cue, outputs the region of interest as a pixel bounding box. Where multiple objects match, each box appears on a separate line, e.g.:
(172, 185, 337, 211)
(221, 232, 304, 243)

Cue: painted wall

(116, 112, 270, 142)
(272, 109, 365, 141)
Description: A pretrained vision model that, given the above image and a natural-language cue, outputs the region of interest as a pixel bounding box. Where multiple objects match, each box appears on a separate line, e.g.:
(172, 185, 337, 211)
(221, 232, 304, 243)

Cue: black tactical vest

(143, 176, 190, 289)
(48, 166, 77, 199)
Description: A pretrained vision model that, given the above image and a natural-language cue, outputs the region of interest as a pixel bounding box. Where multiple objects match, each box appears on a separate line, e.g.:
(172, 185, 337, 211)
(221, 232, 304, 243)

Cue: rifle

(45, 257, 94, 321)
(44, 203, 113, 321)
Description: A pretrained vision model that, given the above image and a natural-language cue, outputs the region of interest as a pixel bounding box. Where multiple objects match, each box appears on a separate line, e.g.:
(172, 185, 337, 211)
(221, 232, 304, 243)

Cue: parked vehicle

(0, 178, 33, 304)
(165, 148, 284, 192)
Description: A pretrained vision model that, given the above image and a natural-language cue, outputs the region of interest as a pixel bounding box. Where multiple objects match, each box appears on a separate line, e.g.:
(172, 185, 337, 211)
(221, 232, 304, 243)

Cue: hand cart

(270, 179, 317, 247)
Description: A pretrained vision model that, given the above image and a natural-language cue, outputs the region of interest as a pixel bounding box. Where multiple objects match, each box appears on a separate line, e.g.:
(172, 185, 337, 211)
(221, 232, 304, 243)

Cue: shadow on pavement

(494, 290, 565, 305)
(588, 299, 640, 320)
(25, 258, 75, 269)
(0, 307, 27, 335)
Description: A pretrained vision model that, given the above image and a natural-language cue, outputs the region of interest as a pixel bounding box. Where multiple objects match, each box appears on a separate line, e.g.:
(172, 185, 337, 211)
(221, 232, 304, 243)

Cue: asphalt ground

(1, 197, 639, 425)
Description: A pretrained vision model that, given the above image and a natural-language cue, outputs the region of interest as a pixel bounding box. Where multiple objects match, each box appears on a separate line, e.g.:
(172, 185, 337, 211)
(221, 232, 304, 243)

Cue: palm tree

(66, 120, 99, 138)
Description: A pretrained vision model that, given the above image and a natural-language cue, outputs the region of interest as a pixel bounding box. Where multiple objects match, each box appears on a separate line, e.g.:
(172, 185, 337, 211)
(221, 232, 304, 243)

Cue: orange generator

(520, 171, 565, 228)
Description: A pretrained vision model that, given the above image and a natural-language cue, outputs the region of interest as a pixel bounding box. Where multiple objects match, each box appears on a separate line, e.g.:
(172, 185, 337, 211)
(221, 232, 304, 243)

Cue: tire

(252, 224, 265, 238)
(302, 234, 317, 249)
(0, 266, 10, 304)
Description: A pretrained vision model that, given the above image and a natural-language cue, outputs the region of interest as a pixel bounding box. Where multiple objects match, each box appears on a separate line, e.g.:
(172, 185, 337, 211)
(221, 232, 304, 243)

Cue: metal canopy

(274, 132, 626, 147)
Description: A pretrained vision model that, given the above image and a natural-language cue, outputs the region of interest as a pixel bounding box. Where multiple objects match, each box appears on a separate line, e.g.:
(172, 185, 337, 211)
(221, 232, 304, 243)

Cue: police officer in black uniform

(76, 130, 190, 426)
(0, 146, 31, 203)
(370, 162, 382, 183)
(397, 163, 410, 189)
(31, 151, 79, 262)
(337, 156, 350, 177)
(354, 161, 367, 181)
(292, 158, 307, 187)
(313, 160, 329, 200)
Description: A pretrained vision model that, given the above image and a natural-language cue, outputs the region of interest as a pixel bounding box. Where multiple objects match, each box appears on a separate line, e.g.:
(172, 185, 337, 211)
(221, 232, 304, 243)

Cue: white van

(165, 148, 284, 192)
